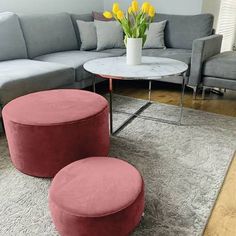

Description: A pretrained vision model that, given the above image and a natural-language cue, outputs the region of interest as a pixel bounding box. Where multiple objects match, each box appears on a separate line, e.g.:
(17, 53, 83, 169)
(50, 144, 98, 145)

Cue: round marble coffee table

(84, 56, 188, 135)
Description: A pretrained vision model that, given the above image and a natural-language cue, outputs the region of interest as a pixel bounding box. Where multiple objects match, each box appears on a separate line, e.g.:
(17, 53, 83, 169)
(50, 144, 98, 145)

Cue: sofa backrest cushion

(19, 13, 78, 58)
(0, 12, 28, 61)
(70, 14, 93, 49)
(154, 14, 214, 49)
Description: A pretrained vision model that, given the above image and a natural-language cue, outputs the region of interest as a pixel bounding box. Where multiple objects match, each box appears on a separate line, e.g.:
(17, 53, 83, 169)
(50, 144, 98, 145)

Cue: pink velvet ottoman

(49, 157, 145, 236)
(2, 89, 109, 177)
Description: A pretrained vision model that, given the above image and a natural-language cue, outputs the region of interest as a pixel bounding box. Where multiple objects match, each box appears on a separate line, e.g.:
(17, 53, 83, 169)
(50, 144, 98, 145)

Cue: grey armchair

(201, 51, 236, 99)
(188, 34, 223, 98)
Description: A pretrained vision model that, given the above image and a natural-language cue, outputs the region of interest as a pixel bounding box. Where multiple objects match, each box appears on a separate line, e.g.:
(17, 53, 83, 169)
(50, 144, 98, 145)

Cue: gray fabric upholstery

(143, 48, 191, 75)
(64, 77, 105, 89)
(0, 59, 75, 105)
(189, 34, 223, 86)
(203, 51, 236, 80)
(0, 12, 27, 61)
(35, 51, 113, 82)
(19, 13, 78, 58)
(95, 20, 124, 51)
(70, 14, 93, 48)
(76, 20, 97, 50)
(202, 77, 236, 90)
(142, 48, 191, 64)
(144, 21, 167, 49)
(99, 48, 126, 56)
(154, 13, 214, 49)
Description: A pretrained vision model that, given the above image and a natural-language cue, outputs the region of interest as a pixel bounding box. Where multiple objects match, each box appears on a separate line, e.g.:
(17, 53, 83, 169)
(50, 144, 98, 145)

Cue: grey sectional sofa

(0, 11, 222, 109)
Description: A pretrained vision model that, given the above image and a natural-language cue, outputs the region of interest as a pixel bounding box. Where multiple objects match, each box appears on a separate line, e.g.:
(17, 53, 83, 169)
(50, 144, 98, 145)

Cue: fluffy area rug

(0, 95, 236, 236)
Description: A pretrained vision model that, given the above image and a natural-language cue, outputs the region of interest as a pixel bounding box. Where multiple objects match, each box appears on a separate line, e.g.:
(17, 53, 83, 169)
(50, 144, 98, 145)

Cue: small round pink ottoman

(49, 157, 145, 236)
(2, 89, 109, 177)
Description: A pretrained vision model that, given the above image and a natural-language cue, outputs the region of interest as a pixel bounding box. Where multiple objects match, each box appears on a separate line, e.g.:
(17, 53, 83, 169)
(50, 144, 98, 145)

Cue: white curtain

(216, 0, 236, 51)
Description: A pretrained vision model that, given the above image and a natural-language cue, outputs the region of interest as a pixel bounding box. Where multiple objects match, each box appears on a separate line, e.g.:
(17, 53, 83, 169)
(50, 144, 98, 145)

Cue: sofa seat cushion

(142, 48, 191, 76)
(203, 51, 236, 80)
(143, 48, 191, 71)
(0, 60, 74, 105)
(99, 49, 126, 56)
(0, 12, 28, 61)
(35, 51, 113, 82)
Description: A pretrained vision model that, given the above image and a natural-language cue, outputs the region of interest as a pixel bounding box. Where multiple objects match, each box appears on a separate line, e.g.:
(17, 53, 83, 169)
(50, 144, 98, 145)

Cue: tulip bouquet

(103, 1, 156, 46)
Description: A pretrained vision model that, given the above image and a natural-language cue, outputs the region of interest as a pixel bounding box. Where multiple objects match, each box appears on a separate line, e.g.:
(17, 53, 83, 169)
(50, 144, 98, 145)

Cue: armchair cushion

(203, 51, 236, 80)
(188, 34, 223, 86)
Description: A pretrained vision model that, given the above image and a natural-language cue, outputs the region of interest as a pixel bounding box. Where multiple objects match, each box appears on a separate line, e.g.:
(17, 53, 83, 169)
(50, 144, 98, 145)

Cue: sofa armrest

(188, 34, 223, 87)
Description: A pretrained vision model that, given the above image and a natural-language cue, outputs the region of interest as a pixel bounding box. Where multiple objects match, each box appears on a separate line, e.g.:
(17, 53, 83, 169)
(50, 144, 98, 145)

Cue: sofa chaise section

(0, 12, 75, 107)
(0, 60, 74, 106)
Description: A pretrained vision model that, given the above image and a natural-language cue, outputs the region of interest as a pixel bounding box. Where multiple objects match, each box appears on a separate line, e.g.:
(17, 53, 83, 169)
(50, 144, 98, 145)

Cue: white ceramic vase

(126, 38, 142, 65)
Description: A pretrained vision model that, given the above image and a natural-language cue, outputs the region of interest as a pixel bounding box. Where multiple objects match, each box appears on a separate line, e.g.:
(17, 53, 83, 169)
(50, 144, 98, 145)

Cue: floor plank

(204, 154, 236, 236)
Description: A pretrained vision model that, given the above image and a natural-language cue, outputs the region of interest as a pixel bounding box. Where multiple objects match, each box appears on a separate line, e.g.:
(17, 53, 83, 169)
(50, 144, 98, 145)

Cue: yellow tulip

(103, 11, 113, 19)
(117, 10, 124, 20)
(128, 6, 133, 14)
(131, 0, 139, 13)
(148, 6, 155, 17)
(142, 2, 150, 14)
(112, 3, 120, 14)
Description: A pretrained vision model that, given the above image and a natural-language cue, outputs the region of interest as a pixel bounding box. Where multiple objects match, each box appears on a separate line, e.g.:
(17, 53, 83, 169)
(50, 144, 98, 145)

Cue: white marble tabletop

(83, 56, 188, 80)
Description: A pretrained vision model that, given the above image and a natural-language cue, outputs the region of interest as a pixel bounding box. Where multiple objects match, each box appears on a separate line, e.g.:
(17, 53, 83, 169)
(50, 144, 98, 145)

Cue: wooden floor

(96, 80, 236, 236)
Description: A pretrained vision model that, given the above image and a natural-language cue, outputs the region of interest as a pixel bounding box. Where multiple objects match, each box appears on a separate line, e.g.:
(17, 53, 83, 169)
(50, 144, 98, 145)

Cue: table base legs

(93, 74, 187, 136)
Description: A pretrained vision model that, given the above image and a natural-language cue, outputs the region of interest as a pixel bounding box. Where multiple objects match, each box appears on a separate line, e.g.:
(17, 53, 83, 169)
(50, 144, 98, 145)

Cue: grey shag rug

(0, 95, 236, 236)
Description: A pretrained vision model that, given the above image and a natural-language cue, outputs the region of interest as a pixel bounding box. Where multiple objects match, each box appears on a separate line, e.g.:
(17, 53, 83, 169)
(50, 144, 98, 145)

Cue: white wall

(202, 0, 221, 28)
(104, 0, 203, 15)
(0, 0, 103, 14)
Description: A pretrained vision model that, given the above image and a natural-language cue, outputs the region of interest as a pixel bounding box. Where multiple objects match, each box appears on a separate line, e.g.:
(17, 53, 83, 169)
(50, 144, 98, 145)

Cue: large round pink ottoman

(2, 89, 109, 177)
(49, 157, 145, 236)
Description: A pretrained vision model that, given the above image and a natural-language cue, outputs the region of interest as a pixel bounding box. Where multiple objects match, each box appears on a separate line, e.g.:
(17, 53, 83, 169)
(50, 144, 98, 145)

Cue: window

(217, 0, 236, 51)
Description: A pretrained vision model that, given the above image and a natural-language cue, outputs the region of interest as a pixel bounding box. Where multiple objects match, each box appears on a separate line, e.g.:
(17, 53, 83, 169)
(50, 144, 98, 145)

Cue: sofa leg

(192, 87, 197, 100)
(211, 88, 224, 96)
(202, 86, 207, 100)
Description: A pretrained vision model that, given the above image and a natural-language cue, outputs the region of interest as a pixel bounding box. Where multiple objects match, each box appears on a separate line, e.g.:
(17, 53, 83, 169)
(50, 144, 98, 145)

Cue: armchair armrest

(189, 34, 223, 87)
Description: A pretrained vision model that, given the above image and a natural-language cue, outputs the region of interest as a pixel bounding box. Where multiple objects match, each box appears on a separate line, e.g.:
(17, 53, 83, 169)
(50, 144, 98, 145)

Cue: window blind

(217, 0, 236, 51)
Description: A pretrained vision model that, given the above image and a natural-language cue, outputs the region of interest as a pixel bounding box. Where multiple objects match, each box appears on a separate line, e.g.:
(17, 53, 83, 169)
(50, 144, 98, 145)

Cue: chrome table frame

(93, 73, 187, 136)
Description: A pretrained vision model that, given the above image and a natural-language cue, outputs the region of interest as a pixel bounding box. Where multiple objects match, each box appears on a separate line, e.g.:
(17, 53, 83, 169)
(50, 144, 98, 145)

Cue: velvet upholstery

(49, 157, 145, 236)
(2, 90, 109, 177)
(0, 59, 74, 106)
